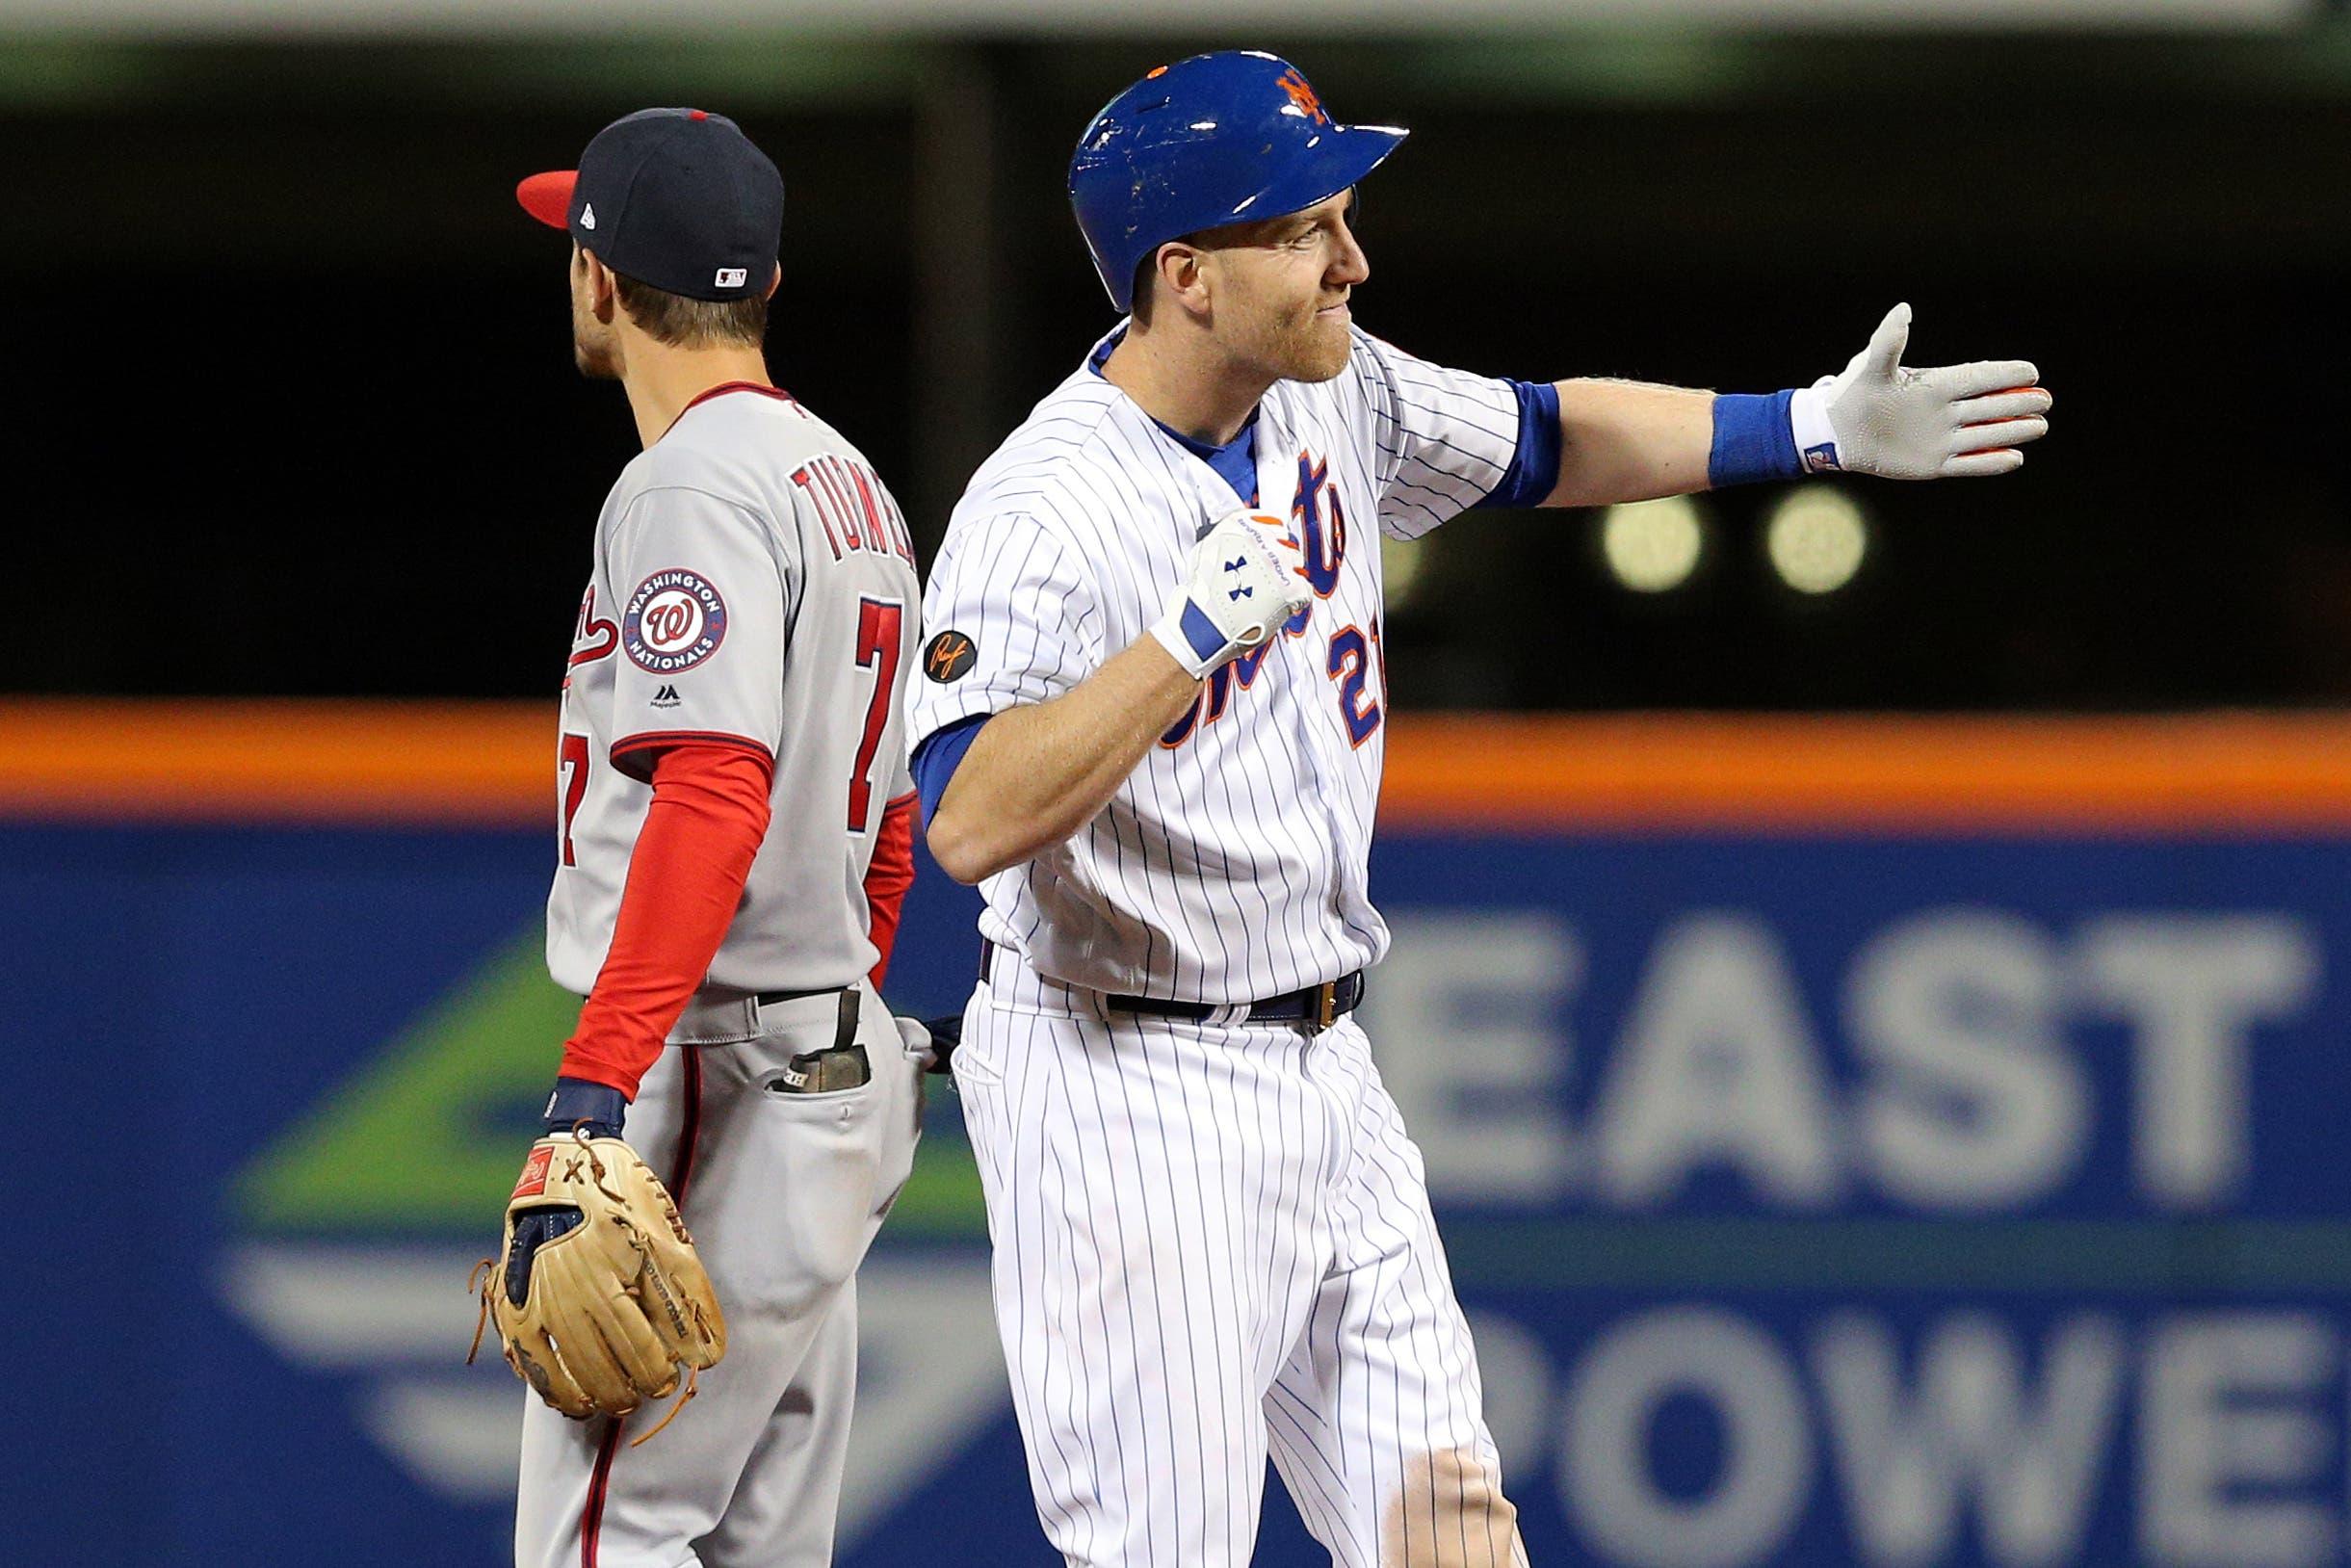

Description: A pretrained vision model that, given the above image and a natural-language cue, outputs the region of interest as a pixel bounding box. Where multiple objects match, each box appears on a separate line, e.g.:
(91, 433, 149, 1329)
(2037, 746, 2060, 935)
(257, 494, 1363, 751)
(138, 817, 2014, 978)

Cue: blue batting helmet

(1068, 51, 1408, 313)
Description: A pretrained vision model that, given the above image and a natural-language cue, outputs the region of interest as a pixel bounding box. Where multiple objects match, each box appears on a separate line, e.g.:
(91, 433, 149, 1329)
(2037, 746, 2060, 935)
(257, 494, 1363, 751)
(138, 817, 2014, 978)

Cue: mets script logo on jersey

(1164, 449, 1382, 749)
(622, 568, 729, 673)
(1292, 452, 1347, 604)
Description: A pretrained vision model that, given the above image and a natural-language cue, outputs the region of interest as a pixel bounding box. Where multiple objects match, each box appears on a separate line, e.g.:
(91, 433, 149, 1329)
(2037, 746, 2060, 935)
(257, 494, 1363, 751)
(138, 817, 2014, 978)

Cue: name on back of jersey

(791, 454, 917, 568)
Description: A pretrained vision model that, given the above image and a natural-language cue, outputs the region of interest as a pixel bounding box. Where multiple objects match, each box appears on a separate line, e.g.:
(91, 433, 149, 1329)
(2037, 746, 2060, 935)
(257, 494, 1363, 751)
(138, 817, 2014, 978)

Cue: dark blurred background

(18, 13, 2351, 1568)
(9, 16, 2347, 712)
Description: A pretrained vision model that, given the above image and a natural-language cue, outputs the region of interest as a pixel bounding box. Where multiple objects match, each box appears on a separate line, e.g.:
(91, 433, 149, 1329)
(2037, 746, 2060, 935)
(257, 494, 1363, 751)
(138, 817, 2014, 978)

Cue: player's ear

(1157, 242, 1212, 322)
(578, 247, 619, 322)
(763, 263, 781, 302)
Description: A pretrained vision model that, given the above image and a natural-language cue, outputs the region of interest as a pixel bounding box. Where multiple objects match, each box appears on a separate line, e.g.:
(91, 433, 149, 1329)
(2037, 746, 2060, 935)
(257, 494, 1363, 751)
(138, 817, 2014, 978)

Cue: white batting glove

(1148, 509, 1312, 679)
(1789, 303, 2051, 481)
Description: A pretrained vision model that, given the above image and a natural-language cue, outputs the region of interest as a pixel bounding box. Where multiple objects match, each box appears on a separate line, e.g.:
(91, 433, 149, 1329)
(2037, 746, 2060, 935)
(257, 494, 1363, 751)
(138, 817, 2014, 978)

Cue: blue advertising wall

(13, 817, 2351, 1566)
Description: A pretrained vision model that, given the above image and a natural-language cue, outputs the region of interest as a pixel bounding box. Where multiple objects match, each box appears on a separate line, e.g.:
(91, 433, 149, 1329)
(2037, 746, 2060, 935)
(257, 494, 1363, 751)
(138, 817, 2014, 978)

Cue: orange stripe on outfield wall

(0, 699, 553, 826)
(3, 701, 2351, 832)
(1384, 714, 2351, 833)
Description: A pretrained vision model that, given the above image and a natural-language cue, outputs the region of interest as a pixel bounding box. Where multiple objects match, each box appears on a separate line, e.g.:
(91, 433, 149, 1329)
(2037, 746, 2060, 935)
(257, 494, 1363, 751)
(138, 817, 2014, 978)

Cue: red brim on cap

(515, 170, 577, 229)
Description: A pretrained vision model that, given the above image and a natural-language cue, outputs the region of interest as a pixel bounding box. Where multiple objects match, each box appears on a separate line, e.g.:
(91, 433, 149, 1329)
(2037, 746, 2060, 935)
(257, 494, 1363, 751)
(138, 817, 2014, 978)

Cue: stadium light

(1764, 484, 1868, 594)
(1382, 535, 1429, 610)
(1601, 495, 1705, 592)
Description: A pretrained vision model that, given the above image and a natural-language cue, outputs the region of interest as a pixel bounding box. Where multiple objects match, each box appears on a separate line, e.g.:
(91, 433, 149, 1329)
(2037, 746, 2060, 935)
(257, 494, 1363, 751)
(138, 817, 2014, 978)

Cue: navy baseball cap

(516, 108, 783, 302)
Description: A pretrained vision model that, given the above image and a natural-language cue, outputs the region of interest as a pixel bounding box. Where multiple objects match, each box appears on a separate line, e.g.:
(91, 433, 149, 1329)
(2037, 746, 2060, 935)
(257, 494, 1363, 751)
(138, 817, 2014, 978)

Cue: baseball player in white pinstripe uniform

(907, 52, 2051, 1566)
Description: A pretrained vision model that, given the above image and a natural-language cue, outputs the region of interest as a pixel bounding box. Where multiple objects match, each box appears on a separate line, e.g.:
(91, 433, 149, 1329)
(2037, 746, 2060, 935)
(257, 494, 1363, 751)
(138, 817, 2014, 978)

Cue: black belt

(982, 941, 1364, 1034)
(754, 985, 863, 1058)
(1112, 972, 1366, 1032)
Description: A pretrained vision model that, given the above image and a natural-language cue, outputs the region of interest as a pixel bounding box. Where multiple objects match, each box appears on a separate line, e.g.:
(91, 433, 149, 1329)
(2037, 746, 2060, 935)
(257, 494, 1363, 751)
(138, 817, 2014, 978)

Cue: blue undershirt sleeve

(910, 713, 993, 834)
(1472, 379, 1564, 510)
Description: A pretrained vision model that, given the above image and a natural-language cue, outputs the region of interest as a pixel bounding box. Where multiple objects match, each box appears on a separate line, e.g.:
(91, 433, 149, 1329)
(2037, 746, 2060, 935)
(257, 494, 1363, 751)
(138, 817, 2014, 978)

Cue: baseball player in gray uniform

(499, 108, 927, 1568)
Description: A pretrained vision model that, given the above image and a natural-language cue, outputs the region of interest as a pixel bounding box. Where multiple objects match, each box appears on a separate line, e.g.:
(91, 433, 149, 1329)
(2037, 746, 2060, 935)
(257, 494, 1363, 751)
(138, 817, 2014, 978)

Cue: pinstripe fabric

(919, 323, 1533, 1563)
(957, 966, 1527, 1567)
(907, 325, 1523, 1005)
(1352, 331, 1524, 543)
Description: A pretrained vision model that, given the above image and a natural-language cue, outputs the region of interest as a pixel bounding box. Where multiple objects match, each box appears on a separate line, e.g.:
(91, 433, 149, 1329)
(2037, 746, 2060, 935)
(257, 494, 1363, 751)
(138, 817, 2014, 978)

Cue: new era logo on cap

(580, 203, 597, 230)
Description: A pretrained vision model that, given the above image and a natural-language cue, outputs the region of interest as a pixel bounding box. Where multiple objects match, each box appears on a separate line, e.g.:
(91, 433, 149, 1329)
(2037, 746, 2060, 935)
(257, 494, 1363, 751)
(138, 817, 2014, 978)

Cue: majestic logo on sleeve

(924, 630, 977, 683)
(622, 568, 728, 673)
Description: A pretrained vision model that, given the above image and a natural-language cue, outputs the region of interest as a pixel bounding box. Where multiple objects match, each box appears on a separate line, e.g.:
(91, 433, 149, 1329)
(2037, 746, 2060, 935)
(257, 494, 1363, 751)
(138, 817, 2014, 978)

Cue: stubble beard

(572, 298, 619, 380)
(574, 338, 618, 379)
(1271, 302, 1353, 384)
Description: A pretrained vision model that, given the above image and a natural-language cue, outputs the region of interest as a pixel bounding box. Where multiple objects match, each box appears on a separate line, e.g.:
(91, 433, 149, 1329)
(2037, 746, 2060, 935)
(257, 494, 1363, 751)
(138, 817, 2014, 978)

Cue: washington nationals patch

(623, 568, 729, 673)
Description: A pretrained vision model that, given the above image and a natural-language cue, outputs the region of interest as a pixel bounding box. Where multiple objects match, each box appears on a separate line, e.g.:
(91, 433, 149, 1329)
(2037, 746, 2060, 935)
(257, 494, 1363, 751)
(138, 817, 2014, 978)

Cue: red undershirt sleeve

(863, 790, 918, 989)
(559, 741, 774, 1100)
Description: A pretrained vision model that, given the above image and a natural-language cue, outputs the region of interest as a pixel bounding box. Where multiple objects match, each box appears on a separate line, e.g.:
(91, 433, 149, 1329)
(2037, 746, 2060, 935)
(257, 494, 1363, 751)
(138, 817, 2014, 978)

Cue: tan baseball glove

(471, 1129, 726, 1441)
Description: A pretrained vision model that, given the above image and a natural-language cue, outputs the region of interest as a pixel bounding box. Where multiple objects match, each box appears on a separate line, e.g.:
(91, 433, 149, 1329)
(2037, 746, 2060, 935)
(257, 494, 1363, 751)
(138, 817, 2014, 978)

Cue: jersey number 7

(554, 597, 905, 858)
(848, 597, 904, 833)
(559, 731, 591, 867)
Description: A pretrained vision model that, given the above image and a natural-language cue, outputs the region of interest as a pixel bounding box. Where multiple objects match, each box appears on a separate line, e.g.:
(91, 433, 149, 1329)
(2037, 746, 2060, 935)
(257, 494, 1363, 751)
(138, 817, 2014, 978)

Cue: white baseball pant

(953, 958, 1528, 1567)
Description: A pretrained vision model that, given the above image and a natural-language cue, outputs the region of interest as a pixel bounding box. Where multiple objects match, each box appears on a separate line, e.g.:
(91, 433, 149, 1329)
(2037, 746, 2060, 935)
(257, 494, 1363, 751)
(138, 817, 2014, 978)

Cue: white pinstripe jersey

(548, 384, 921, 998)
(910, 325, 1526, 1003)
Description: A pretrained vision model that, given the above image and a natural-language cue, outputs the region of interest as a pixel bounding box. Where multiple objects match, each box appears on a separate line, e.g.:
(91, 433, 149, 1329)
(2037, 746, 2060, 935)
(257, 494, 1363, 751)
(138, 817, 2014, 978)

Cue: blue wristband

(544, 1076, 628, 1139)
(1708, 390, 1804, 489)
(1177, 600, 1228, 665)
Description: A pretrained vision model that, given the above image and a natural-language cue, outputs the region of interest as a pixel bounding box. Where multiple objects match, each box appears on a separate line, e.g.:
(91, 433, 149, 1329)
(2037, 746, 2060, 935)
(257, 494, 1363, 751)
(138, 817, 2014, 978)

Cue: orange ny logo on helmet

(1276, 68, 1330, 125)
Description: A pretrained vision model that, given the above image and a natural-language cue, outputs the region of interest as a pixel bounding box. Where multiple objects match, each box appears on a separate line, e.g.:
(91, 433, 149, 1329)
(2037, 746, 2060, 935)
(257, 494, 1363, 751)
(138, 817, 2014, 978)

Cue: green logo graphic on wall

(217, 930, 1002, 1536)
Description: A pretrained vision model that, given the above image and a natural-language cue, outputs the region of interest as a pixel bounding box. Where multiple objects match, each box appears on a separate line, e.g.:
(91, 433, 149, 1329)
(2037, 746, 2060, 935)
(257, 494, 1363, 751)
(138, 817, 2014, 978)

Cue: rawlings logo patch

(623, 568, 729, 674)
(511, 1145, 554, 1200)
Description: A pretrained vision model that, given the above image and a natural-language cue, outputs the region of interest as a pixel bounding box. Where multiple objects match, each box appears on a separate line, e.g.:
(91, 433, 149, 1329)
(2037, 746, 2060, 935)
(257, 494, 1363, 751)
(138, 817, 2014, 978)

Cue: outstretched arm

(1537, 303, 2051, 510)
(1542, 379, 1714, 509)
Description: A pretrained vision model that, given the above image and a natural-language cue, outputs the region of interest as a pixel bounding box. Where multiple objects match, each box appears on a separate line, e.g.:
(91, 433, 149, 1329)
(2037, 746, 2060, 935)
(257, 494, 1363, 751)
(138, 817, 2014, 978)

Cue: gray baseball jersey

(546, 382, 921, 997)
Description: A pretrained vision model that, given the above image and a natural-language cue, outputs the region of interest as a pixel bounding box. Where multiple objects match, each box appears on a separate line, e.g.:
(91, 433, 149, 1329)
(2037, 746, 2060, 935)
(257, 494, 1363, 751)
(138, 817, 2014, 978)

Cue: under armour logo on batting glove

(1148, 509, 1311, 678)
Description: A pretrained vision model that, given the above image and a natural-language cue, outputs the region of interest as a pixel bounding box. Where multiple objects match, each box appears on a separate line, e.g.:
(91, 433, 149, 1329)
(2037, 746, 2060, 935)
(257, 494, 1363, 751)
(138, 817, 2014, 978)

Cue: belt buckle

(1308, 980, 1338, 1035)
